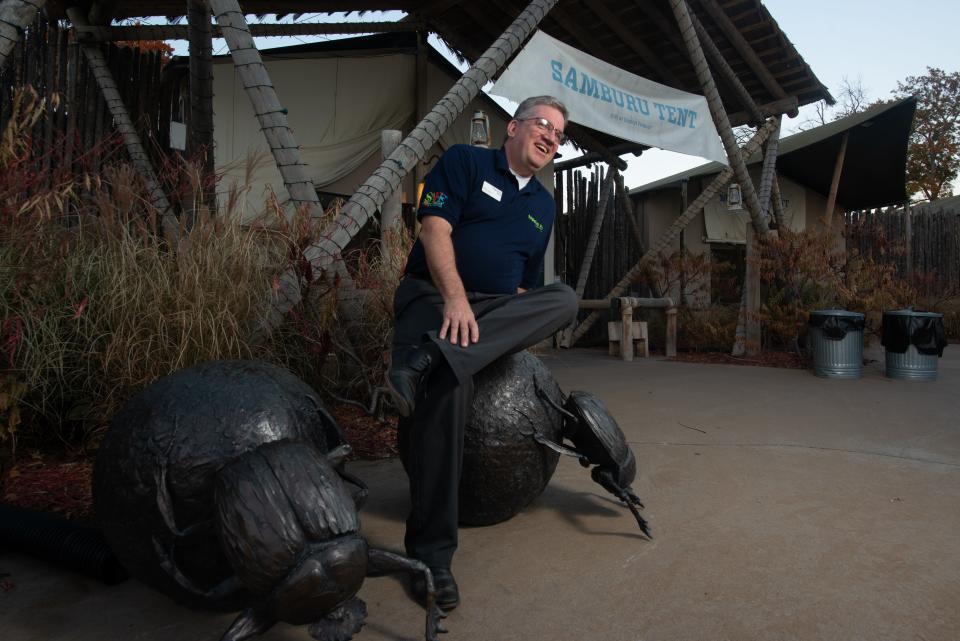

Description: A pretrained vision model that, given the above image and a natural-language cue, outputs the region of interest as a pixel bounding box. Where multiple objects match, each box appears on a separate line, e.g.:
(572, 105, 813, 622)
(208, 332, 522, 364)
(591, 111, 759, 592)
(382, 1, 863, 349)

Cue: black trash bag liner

(808, 312, 865, 340)
(881, 313, 948, 356)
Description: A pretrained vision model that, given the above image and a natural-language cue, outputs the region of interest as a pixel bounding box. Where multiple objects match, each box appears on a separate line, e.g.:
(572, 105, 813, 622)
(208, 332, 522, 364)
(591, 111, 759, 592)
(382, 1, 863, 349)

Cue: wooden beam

(824, 131, 849, 224)
(728, 95, 798, 127)
(459, 3, 504, 44)
(0, 0, 46, 72)
(66, 7, 179, 245)
(689, 9, 763, 124)
(574, 169, 616, 298)
(632, 0, 687, 57)
(209, 0, 323, 219)
(553, 143, 645, 172)
(187, 0, 215, 213)
(590, 1, 680, 86)
(569, 117, 778, 345)
(694, 0, 789, 101)
(72, 20, 427, 42)
(564, 123, 629, 171)
(756, 115, 781, 223)
(669, 0, 768, 235)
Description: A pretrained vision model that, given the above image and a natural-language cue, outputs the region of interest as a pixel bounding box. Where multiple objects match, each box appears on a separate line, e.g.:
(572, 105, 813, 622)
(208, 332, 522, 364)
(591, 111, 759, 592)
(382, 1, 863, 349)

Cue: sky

(167, 1, 960, 191)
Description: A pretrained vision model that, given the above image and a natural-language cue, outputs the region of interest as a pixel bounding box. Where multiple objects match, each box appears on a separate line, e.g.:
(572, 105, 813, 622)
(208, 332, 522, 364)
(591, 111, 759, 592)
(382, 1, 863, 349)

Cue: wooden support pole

(689, 10, 764, 124)
(568, 118, 778, 345)
(564, 123, 629, 170)
(380, 129, 402, 267)
(771, 175, 786, 230)
(187, 0, 216, 214)
(67, 7, 179, 247)
(666, 307, 678, 358)
(695, 0, 790, 103)
(554, 143, 644, 172)
(209, 0, 322, 219)
(561, 167, 616, 347)
(621, 301, 634, 362)
(728, 96, 798, 128)
(574, 168, 616, 298)
(905, 200, 913, 281)
(756, 115, 781, 224)
(256, 0, 561, 337)
(824, 131, 849, 225)
(413, 29, 428, 202)
(615, 171, 646, 252)
(0, 0, 45, 72)
(731, 223, 762, 356)
(669, 0, 768, 236)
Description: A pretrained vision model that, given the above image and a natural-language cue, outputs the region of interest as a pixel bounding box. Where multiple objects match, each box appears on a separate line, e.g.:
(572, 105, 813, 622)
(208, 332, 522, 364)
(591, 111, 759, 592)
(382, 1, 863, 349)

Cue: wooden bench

(608, 320, 649, 358)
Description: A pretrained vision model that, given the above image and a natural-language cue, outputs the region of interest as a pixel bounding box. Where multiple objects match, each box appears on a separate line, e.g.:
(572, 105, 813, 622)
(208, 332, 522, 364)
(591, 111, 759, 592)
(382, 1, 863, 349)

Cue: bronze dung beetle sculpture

(94, 360, 445, 641)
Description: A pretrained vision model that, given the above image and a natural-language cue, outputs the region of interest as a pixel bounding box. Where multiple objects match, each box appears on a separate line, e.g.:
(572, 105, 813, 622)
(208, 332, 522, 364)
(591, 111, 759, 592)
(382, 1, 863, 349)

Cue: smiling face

(503, 105, 565, 177)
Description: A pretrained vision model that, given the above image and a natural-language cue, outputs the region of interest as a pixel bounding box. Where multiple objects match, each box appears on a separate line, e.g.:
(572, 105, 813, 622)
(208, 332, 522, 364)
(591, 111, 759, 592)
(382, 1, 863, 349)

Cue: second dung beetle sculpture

(94, 360, 446, 641)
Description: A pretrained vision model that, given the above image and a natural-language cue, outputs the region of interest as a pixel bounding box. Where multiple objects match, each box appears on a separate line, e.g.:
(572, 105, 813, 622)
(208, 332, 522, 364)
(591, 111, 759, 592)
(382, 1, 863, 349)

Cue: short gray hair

(513, 96, 568, 126)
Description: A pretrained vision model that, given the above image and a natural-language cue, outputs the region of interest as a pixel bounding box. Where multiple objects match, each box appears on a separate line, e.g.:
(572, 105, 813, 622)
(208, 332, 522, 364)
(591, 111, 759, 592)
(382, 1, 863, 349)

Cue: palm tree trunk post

(0, 0, 45, 71)
(208, 0, 322, 219)
(668, 0, 768, 235)
(66, 7, 180, 246)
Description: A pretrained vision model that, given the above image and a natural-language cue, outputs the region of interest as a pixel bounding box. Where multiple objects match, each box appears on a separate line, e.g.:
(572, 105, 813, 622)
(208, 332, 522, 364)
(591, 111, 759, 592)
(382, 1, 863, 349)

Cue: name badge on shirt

(481, 181, 503, 201)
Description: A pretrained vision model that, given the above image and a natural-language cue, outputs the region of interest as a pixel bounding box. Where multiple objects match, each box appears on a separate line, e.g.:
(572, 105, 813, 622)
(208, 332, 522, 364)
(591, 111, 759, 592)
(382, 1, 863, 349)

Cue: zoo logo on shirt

(422, 191, 448, 208)
(528, 213, 544, 232)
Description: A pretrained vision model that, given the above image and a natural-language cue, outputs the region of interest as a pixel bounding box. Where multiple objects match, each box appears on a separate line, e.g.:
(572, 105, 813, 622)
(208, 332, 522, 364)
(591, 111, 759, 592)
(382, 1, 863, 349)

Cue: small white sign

(481, 181, 503, 201)
(169, 121, 186, 151)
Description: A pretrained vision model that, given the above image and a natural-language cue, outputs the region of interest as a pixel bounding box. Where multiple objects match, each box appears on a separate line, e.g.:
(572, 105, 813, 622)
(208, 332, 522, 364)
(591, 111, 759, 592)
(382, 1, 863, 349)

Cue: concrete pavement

(3, 346, 959, 641)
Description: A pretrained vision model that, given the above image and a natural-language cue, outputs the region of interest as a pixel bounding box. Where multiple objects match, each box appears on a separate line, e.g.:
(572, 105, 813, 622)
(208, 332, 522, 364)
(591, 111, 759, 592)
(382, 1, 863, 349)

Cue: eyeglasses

(516, 117, 568, 145)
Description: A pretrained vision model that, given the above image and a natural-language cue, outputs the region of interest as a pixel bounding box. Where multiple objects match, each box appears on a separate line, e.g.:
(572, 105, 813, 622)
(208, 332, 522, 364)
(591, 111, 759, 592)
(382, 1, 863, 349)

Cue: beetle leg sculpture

(366, 548, 448, 641)
(220, 604, 275, 641)
(591, 467, 652, 539)
(307, 597, 367, 641)
(515, 409, 584, 460)
(534, 381, 579, 422)
(151, 533, 246, 600)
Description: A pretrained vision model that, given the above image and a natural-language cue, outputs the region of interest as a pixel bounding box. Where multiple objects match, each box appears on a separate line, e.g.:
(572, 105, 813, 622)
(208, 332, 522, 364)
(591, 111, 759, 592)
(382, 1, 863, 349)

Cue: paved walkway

(3, 346, 959, 641)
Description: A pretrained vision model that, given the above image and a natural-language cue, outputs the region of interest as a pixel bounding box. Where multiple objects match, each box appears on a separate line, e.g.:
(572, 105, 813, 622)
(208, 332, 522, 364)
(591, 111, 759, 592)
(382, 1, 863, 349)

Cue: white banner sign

(491, 31, 729, 165)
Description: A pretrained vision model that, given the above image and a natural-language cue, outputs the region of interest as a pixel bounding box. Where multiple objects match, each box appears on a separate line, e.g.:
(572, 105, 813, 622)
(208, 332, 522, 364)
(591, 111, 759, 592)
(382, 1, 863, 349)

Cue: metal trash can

(808, 309, 865, 379)
(882, 309, 947, 381)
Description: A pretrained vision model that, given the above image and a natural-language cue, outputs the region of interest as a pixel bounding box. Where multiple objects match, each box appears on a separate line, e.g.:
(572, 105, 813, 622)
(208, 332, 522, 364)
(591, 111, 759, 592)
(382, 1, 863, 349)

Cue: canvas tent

(170, 33, 521, 217)
(631, 98, 917, 239)
(624, 97, 917, 303)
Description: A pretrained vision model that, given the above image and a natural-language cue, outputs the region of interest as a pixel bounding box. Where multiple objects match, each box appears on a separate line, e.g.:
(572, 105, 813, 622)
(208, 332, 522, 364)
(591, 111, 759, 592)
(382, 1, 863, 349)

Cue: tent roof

(52, 1, 833, 153)
(630, 97, 918, 210)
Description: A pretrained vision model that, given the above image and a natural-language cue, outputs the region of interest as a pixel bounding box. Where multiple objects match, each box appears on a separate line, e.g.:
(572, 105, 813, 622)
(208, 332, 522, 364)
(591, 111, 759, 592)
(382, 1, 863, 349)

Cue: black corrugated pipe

(0, 505, 129, 585)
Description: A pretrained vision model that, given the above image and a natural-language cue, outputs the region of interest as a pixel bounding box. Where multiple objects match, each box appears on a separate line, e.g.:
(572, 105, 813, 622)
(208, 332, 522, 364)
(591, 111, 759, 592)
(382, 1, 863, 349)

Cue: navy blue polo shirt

(404, 145, 555, 294)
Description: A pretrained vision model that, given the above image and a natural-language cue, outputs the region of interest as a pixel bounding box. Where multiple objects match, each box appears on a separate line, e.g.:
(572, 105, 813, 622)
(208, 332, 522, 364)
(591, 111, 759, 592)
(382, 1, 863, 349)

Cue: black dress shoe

(413, 567, 460, 611)
(387, 343, 438, 417)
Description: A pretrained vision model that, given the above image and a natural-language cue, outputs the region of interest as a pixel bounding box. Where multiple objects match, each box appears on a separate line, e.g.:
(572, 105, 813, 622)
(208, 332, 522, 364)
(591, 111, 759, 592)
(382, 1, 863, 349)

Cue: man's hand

(440, 296, 479, 347)
(420, 215, 480, 347)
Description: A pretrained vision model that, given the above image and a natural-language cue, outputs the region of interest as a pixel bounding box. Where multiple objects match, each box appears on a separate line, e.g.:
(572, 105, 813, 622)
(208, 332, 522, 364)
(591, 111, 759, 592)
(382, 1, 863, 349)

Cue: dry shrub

(0, 88, 378, 452)
(755, 227, 920, 349)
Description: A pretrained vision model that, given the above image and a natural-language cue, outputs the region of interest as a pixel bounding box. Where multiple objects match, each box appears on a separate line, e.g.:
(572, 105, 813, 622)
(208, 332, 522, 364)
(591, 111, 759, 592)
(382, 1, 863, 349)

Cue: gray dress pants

(391, 276, 578, 568)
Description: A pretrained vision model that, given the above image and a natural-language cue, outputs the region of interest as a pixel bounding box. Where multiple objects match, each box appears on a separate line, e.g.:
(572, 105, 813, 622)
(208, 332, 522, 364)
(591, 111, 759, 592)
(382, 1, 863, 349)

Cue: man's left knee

(541, 282, 578, 320)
